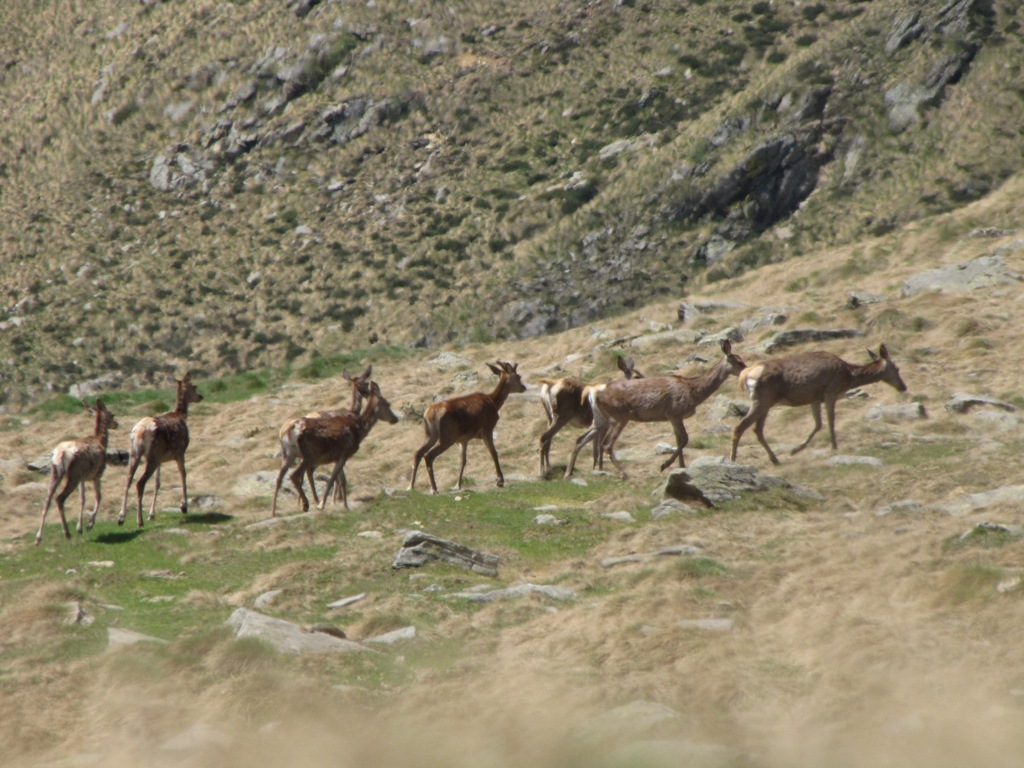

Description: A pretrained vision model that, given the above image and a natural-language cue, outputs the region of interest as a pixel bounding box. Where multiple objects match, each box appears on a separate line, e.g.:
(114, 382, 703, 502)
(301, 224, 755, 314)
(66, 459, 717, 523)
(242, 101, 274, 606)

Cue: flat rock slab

(662, 459, 822, 507)
(901, 254, 1022, 297)
(571, 700, 682, 746)
(365, 625, 416, 645)
(945, 393, 1017, 414)
(756, 328, 863, 354)
(601, 739, 745, 768)
(865, 402, 928, 421)
(392, 531, 499, 576)
(454, 583, 577, 603)
(226, 608, 369, 654)
(827, 455, 884, 468)
(108, 628, 167, 648)
(940, 485, 1024, 516)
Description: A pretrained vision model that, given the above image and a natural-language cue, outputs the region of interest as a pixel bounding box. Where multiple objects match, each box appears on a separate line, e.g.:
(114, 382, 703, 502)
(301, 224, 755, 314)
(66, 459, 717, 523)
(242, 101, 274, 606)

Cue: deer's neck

(355, 396, 381, 440)
(847, 360, 886, 390)
(488, 373, 512, 411)
(688, 360, 735, 405)
(95, 419, 111, 450)
(175, 389, 191, 418)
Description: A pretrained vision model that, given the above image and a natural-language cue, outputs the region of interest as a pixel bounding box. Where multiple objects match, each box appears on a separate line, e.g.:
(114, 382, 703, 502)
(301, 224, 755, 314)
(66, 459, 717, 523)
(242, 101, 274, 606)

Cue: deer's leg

(603, 420, 630, 479)
(410, 432, 439, 492)
(660, 419, 690, 471)
(75, 481, 87, 535)
(752, 412, 779, 465)
(539, 413, 571, 475)
(36, 468, 63, 545)
(825, 396, 839, 450)
(454, 442, 470, 490)
(135, 461, 159, 528)
(175, 456, 189, 516)
(271, 453, 296, 517)
(304, 468, 323, 508)
(792, 402, 823, 455)
(54, 478, 77, 540)
(423, 439, 452, 495)
(565, 426, 598, 479)
(146, 465, 162, 523)
(322, 463, 348, 511)
(320, 460, 346, 511)
(290, 462, 311, 512)
(118, 456, 141, 526)
(731, 409, 757, 462)
(481, 433, 504, 488)
(86, 478, 102, 531)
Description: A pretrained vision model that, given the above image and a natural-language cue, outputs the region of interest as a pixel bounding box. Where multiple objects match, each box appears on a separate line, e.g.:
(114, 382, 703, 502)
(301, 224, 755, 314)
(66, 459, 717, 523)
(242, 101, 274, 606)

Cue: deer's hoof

(496, 479, 505, 488)
(117, 517, 125, 527)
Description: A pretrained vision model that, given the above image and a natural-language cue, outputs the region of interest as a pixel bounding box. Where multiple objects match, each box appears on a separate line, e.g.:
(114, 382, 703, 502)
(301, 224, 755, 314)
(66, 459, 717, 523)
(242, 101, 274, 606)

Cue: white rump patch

(741, 365, 764, 398)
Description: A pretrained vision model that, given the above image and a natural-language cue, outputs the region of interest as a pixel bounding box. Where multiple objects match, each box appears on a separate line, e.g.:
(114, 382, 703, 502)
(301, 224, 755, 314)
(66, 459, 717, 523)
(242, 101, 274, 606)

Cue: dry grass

(3, 177, 1024, 766)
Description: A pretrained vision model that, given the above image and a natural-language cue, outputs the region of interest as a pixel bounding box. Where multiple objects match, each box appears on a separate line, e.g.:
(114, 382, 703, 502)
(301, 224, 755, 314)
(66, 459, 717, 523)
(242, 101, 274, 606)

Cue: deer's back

(545, 378, 591, 426)
(426, 394, 499, 439)
(597, 376, 696, 422)
(52, 438, 107, 479)
(132, 412, 191, 461)
(745, 351, 850, 405)
(295, 413, 362, 464)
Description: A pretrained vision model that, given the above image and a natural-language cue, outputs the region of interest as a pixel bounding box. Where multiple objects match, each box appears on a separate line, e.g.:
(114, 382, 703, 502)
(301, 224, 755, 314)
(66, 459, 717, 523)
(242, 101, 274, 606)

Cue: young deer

(118, 372, 204, 528)
(36, 399, 118, 544)
(537, 356, 643, 475)
(295, 366, 372, 506)
(567, 341, 746, 479)
(409, 360, 526, 494)
(731, 344, 907, 464)
(272, 379, 399, 516)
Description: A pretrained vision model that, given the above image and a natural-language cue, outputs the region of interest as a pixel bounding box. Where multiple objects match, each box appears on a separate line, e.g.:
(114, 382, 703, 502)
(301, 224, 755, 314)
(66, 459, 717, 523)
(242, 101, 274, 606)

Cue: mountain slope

(0, 0, 1022, 405)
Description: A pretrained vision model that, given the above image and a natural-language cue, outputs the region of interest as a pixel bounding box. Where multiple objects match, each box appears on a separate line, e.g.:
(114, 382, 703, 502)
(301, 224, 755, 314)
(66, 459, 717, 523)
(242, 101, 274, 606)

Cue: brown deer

(294, 365, 372, 506)
(409, 360, 526, 494)
(36, 399, 119, 544)
(118, 372, 204, 528)
(731, 344, 907, 464)
(271, 378, 399, 516)
(537, 356, 643, 476)
(567, 340, 746, 479)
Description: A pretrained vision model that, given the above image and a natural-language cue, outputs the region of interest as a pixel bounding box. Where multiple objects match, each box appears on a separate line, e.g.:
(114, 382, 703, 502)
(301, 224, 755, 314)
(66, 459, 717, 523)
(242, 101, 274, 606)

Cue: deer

(271, 378, 400, 516)
(730, 344, 908, 465)
(566, 340, 747, 479)
(36, 399, 119, 544)
(409, 360, 527, 494)
(118, 372, 204, 528)
(537, 356, 643, 476)
(291, 365, 372, 506)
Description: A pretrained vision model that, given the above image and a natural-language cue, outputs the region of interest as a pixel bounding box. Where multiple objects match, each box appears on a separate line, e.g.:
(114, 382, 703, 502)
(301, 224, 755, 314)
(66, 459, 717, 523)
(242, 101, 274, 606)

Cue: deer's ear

(866, 348, 879, 362)
(879, 344, 890, 360)
(95, 399, 107, 411)
(721, 340, 732, 355)
(486, 362, 502, 376)
(360, 364, 372, 381)
(343, 370, 353, 382)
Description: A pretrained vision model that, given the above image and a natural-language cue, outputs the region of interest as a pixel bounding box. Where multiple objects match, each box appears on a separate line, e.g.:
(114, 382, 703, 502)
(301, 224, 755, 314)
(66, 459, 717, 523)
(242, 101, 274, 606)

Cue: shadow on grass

(94, 530, 144, 545)
(181, 512, 234, 525)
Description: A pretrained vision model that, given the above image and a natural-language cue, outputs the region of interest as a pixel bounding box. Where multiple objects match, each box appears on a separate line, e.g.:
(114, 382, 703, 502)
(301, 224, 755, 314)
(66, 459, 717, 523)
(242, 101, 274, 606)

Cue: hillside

(1, 0, 1022, 406)
(3, 168, 1024, 766)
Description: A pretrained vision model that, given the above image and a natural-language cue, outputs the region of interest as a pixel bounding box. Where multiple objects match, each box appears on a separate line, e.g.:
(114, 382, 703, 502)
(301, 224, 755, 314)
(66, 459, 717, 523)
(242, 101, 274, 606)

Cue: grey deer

(536, 355, 643, 476)
(271, 376, 400, 516)
(36, 399, 118, 544)
(568, 340, 747, 478)
(118, 372, 204, 528)
(730, 344, 907, 464)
